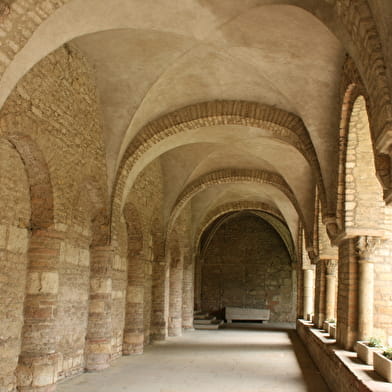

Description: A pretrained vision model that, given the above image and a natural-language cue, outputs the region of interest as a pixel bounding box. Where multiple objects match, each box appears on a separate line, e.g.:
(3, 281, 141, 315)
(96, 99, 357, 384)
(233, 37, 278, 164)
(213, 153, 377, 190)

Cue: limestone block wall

(201, 214, 294, 322)
(0, 140, 31, 392)
(122, 159, 165, 345)
(373, 238, 392, 344)
(0, 43, 109, 388)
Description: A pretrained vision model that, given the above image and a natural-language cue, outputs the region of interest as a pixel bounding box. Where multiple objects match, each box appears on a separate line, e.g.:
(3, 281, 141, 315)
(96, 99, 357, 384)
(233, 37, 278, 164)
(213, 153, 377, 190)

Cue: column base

(123, 332, 144, 355)
(17, 353, 59, 392)
(84, 339, 111, 372)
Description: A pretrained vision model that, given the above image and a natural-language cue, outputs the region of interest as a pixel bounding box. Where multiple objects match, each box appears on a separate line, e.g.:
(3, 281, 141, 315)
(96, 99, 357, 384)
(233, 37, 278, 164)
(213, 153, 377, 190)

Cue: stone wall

(0, 140, 31, 392)
(201, 213, 294, 322)
(0, 43, 109, 389)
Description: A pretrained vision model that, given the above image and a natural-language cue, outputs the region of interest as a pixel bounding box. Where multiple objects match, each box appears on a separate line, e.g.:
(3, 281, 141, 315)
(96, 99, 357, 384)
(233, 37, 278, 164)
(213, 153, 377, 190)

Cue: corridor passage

(57, 324, 329, 392)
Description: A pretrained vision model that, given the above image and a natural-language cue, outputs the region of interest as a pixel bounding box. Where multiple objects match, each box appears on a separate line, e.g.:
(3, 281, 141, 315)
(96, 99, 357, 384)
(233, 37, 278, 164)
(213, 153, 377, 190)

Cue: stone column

(355, 236, 380, 341)
(194, 256, 203, 311)
(182, 250, 195, 330)
(168, 254, 184, 337)
(314, 259, 326, 328)
(325, 259, 338, 321)
(303, 268, 315, 320)
(150, 259, 169, 341)
(123, 254, 144, 355)
(85, 246, 113, 371)
(17, 229, 64, 392)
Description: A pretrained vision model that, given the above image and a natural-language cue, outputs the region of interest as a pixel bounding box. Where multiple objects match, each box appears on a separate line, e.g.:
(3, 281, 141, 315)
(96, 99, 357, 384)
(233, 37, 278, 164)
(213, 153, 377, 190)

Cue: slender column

(303, 268, 315, 320)
(123, 254, 144, 355)
(325, 259, 338, 321)
(355, 236, 380, 341)
(85, 246, 113, 371)
(168, 254, 184, 336)
(314, 259, 326, 328)
(182, 250, 195, 330)
(17, 229, 64, 392)
(150, 259, 169, 341)
(194, 257, 203, 311)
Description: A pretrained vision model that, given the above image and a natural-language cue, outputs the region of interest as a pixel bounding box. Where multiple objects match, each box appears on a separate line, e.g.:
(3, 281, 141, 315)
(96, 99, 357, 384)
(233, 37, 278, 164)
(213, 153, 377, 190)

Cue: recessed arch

(166, 168, 309, 246)
(2, 133, 54, 229)
(111, 100, 322, 239)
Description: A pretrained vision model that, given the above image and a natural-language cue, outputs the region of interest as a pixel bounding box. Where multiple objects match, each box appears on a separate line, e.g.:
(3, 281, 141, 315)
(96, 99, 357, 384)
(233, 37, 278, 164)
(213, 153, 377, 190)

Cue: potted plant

(323, 318, 335, 335)
(374, 347, 392, 382)
(356, 337, 383, 365)
(329, 321, 337, 339)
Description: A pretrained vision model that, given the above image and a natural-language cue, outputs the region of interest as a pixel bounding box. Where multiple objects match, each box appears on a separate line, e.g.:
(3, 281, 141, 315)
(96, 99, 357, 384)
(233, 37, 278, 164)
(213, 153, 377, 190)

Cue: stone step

(193, 320, 223, 330)
(193, 317, 217, 325)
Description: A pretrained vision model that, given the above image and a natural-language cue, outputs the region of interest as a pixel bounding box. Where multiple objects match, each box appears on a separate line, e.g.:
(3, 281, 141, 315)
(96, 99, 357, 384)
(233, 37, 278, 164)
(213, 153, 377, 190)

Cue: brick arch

(336, 68, 387, 236)
(194, 201, 296, 263)
(1, 1, 391, 131)
(4, 133, 54, 229)
(111, 100, 323, 239)
(166, 168, 309, 246)
(194, 201, 283, 251)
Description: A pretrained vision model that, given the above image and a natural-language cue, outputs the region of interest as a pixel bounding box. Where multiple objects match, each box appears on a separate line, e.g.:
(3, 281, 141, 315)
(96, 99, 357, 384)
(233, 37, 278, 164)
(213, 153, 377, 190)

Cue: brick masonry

(201, 213, 295, 322)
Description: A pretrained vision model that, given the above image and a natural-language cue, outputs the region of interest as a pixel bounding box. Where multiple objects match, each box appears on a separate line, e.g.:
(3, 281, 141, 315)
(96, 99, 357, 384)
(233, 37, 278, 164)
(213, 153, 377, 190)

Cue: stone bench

(225, 307, 270, 323)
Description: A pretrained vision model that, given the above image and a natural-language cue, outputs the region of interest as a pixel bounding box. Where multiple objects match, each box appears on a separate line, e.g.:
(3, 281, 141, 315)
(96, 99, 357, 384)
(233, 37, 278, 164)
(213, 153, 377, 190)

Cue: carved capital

(325, 259, 338, 275)
(354, 236, 381, 262)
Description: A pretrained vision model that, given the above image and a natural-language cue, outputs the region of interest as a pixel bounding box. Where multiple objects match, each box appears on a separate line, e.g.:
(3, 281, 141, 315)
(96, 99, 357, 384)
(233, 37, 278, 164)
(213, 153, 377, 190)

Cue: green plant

(367, 337, 383, 348)
(326, 318, 336, 324)
(383, 347, 392, 360)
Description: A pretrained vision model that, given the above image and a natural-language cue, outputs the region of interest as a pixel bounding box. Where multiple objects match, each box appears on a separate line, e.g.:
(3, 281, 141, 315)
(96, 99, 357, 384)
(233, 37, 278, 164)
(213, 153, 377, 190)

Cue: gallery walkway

(57, 323, 329, 392)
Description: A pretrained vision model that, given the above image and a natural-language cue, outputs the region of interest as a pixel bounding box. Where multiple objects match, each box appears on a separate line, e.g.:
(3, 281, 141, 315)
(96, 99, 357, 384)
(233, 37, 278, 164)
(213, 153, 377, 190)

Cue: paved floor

(57, 323, 330, 392)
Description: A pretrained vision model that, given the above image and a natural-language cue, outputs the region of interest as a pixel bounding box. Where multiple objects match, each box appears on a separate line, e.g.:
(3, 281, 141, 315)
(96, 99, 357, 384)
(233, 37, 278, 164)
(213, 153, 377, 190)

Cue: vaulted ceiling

(3, 0, 391, 252)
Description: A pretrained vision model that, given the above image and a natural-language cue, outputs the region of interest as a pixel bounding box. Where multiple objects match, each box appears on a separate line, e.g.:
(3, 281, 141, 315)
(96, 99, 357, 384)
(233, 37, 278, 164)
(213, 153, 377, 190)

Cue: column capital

(325, 259, 338, 275)
(354, 236, 382, 263)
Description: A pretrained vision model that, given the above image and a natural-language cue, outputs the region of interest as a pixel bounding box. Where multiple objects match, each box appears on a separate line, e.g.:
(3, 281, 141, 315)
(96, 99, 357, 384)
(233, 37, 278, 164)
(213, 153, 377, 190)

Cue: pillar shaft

(85, 246, 113, 371)
(168, 255, 184, 337)
(150, 260, 169, 341)
(325, 260, 338, 321)
(314, 260, 326, 328)
(355, 236, 380, 341)
(182, 251, 194, 330)
(123, 254, 144, 355)
(17, 229, 64, 392)
(303, 268, 315, 320)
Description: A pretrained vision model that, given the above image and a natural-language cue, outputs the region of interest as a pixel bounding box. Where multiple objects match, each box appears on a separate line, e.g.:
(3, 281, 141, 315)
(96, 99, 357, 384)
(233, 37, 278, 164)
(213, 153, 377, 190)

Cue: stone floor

(57, 323, 330, 392)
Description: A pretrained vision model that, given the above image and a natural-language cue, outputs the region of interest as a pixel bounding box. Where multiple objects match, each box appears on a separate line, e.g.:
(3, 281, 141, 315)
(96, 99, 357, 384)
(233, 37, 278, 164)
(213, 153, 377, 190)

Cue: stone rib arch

(166, 168, 309, 247)
(195, 202, 296, 263)
(111, 100, 323, 239)
(2, 133, 54, 229)
(1, 0, 391, 161)
(194, 201, 283, 251)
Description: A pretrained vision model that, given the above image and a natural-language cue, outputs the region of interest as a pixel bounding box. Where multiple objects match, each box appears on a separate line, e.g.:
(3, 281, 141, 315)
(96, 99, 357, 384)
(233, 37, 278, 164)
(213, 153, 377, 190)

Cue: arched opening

(198, 211, 295, 322)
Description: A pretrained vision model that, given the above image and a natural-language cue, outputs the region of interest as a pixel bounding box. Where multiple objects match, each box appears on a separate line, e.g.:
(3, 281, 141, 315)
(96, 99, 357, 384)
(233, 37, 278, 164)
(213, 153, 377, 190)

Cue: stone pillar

(355, 236, 380, 341)
(168, 254, 184, 337)
(325, 259, 338, 321)
(303, 268, 315, 320)
(85, 246, 113, 372)
(150, 259, 169, 341)
(123, 254, 144, 355)
(194, 256, 203, 311)
(17, 229, 64, 392)
(182, 250, 194, 330)
(314, 259, 326, 328)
